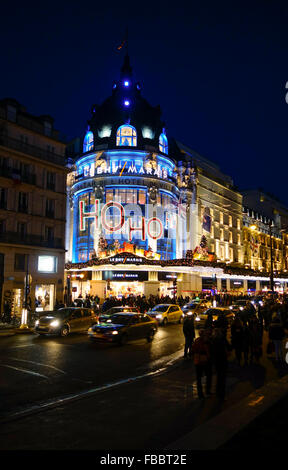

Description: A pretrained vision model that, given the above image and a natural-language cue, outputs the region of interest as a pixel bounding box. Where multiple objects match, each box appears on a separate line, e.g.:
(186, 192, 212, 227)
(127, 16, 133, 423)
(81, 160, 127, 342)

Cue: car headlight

(195, 316, 200, 321)
(187, 311, 193, 316)
(50, 320, 60, 328)
(112, 330, 118, 335)
(229, 306, 233, 310)
(35, 320, 39, 326)
(240, 307, 244, 311)
(156, 314, 163, 319)
(259, 301, 263, 306)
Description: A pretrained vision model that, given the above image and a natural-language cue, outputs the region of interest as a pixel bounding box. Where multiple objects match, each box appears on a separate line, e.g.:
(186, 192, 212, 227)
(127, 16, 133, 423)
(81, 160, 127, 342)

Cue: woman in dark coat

(231, 316, 244, 365)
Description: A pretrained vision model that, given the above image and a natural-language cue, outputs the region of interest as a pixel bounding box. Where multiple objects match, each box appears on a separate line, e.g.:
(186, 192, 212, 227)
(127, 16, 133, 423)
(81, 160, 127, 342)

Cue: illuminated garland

(65, 256, 288, 279)
(65, 255, 226, 270)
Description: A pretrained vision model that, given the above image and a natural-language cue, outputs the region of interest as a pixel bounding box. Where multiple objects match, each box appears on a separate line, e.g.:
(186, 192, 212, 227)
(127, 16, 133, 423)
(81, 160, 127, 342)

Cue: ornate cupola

(81, 54, 169, 157)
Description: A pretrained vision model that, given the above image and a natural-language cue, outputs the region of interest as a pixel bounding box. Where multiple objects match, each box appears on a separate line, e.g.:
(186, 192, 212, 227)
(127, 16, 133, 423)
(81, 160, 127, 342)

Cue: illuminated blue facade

(67, 53, 194, 268)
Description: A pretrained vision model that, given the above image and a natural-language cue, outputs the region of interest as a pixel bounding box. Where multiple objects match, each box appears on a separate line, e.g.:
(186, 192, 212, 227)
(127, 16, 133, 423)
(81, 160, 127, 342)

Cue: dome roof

(84, 54, 169, 155)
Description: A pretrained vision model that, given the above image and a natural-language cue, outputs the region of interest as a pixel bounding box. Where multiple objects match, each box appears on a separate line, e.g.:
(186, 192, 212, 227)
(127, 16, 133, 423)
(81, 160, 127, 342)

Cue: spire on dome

(120, 52, 133, 80)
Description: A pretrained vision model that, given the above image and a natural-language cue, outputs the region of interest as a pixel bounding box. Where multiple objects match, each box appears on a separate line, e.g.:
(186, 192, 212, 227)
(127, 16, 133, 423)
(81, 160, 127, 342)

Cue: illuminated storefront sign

(102, 271, 148, 281)
(77, 156, 174, 180)
(38, 256, 57, 273)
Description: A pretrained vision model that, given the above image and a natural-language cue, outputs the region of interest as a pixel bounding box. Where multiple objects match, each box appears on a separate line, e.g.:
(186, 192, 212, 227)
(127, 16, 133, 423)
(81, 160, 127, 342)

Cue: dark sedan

(99, 306, 139, 322)
(88, 313, 157, 345)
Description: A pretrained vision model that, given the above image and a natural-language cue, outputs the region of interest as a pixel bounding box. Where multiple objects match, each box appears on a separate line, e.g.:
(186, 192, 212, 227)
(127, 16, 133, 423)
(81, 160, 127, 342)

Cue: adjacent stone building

(0, 98, 67, 316)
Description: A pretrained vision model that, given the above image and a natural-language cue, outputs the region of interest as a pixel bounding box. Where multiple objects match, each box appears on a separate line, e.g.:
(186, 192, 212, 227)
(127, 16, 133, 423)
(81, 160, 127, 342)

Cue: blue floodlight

(124, 100, 130, 106)
(124, 81, 130, 87)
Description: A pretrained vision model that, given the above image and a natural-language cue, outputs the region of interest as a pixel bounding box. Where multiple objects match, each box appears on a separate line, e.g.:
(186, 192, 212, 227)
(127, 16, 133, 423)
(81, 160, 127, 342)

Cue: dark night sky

(1, 1, 288, 203)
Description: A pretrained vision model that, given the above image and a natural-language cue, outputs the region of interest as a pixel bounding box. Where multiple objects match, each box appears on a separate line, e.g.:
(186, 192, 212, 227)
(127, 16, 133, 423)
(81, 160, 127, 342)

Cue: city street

(1, 324, 288, 450)
(0, 323, 185, 419)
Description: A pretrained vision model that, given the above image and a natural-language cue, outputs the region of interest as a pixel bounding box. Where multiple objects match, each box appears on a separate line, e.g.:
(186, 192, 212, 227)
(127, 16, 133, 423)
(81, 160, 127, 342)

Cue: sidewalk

(0, 322, 33, 336)
(1, 336, 288, 450)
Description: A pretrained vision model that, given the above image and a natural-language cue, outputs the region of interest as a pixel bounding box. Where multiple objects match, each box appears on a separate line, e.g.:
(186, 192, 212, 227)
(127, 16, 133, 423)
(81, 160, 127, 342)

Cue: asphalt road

(1, 326, 288, 450)
(0, 322, 186, 419)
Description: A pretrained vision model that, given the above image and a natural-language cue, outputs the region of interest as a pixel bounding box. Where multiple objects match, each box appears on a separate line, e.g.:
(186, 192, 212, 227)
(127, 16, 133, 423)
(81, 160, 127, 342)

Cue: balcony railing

(0, 135, 66, 167)
(0, 231, 64, 249)
(0, 166, 37, 185)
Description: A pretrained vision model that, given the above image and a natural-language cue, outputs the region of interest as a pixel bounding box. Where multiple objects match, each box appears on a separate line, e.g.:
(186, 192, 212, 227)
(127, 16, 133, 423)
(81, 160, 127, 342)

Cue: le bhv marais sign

(79, 160, 172, 180)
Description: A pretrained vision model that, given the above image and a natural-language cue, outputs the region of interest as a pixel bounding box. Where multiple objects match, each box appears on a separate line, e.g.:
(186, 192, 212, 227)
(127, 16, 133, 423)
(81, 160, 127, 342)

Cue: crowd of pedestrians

(182, 294, 288, 401)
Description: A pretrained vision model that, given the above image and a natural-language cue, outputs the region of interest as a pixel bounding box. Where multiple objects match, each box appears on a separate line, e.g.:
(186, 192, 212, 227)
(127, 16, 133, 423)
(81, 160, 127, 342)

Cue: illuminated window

(159, 132, 168, 154)
(237, 218, 241, 230)
(220, 246, 225, 259)
(83, 131, 94, 153)
(229, 247, 234, 261)
(220, 228, 224, 241)
(229, 215, 232, 227)
(237, 233, 241, 245)
(138, 190, 146, 205)
(106, 189, 113, 203)
(229, 231, 233, 243)
(116, 125, 137, 147)
(220, 212, 224, 224)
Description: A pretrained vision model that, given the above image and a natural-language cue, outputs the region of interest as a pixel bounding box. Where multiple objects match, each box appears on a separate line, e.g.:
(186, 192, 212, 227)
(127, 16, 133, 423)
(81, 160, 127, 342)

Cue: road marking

(0, 364, 49, 379)
(6, 357, 66, 374)
(8, 345, 35, 349)
(1, 350, 183, 423)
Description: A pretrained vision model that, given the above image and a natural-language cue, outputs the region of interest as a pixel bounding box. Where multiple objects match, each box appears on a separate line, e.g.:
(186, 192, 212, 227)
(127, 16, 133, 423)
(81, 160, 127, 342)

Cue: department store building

(65, 55, 288, 301)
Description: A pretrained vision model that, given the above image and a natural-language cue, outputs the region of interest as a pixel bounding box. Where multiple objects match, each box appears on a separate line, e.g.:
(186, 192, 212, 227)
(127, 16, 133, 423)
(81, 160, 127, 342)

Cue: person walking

(211, 326, 232, 401)
(269, 315, 285, 362)
(183, 314, 195, 358)
(191, 329, 212, 399)
(249, 316, 263, 364)
(242, 320, 251, 366)
(231, 316, 244, 366)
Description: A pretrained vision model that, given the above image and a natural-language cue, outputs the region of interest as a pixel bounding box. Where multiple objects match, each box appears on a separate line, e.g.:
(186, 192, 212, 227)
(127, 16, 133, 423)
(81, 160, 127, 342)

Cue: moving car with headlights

(229, 300, 256, 315)
(34, 307, 97, 336)
(99, 306, 139, 322)
(147, 304, 184, 325)
(182, 299, 211, 317)
(88, 313, 157, 345)
(194, 307, 234, 329)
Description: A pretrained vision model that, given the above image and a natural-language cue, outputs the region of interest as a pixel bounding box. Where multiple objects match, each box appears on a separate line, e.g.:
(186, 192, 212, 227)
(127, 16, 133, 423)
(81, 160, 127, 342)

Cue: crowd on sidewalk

(182, 296, 288, 401)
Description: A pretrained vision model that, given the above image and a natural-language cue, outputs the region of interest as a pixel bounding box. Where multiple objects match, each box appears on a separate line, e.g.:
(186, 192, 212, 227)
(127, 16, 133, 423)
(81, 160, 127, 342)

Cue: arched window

(159, 132, 168, 154)
(83, 131, 94, 153)
(116, 125, 137, 147)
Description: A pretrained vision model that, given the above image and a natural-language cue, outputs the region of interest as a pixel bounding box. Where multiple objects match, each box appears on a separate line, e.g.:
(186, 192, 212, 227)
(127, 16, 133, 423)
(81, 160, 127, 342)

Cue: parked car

(34, 307, 97, 336)
(88, 313, 157, 345)
(194, 307, 234, 329)
(99, 306, 139, 322)
(147, 304, 184, 325)
(181, 299, 211, 317)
